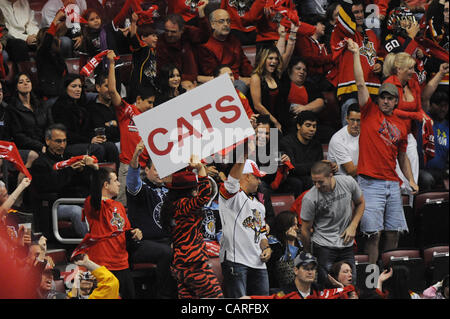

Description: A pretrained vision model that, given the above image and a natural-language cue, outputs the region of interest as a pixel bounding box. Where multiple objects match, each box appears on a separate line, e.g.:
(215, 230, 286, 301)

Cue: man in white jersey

(219, 148, 272, 298)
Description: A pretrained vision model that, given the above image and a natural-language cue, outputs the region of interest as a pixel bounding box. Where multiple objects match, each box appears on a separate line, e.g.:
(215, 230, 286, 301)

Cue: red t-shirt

(357, 98, 408, 182)
(288, 82, 308, 106)
(82, 197, 131, 271)
(115, 101, 142, 164)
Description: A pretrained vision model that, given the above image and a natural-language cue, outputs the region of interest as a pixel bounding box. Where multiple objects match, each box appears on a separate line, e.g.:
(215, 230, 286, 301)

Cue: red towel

(0, 141, 32, 179)
(270, 160, 294, 190)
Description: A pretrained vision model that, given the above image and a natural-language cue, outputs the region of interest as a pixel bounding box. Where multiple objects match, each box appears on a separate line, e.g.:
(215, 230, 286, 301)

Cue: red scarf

(53, 155, 98, 170)
(0, 141, 32, 179)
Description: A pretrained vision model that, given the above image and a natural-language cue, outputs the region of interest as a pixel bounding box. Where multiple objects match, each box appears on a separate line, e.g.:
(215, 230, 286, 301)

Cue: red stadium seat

(242, 45, 256, 66)
(423, 246, 449, 286)
(271, 194, 296, 216)
(98, 162, 117, 173)
(381, 249, 426, 292)
(413, 192, 449, 249)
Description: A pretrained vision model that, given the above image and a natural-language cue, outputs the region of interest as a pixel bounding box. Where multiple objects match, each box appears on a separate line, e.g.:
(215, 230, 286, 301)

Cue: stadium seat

(381, 249, 426, 292)
(116, 54, 133, 86)
(98, 162, 117, 173)
(354, 254, 370, 291)
(271, 194, 296, 216)
(322, 144, 329, 160)
(65, 58, 83, 75)
(398, 194, 415, 248)
(242, 45, 256, 66)
(413, 192, 449, 249)
(423, 246, 449, 286)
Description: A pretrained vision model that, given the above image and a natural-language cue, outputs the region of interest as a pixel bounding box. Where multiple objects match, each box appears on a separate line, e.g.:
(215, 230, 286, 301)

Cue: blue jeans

(312, 243, 356, 287)
(221, 260, 269, 298)
(57, 205, 88, 237)
(357, 176, 408, 234)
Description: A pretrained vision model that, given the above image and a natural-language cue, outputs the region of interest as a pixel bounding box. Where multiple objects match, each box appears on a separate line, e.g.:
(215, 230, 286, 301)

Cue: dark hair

(13, 72, 42, 110)
(329, 261, 352, 282)
(82, 8, 102, 27)
(272, 210, 298, 245)
(136, 86, 155, 102)
(164, 13, 185, 30)
(438, 274, 449, 296)
(138, 23, 157, 37)
(303, 14, 327, 26)
(45, 123, 67, 140)
(157, 64, 181, 96)
(288, 56, 307, 77)
(61, 73, 86, 103)
(326, 2, 341, 23)
(347, 103, 361, 116)
(89, 167, 114, 213)
(213, 64, 232, 78)
(430, 90, 449, 105)
(383, 265, 414, 299)
(95, 73, 108, 87)
(296, 110, 318, 126)
(256, 114, 275, 128)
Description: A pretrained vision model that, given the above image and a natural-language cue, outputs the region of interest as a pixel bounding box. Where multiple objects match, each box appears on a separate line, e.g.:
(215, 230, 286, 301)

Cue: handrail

(52, 198, 86, 244)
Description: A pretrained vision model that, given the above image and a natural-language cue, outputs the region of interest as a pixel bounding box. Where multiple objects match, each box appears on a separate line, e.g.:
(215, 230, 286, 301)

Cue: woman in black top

(7, 72, 53, 154)
(51, 74, 119, 165)
(154, 64, 186, 106)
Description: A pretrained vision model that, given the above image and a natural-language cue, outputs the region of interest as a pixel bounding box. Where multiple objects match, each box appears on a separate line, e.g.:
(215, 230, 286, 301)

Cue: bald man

(197, 9, 253, 94)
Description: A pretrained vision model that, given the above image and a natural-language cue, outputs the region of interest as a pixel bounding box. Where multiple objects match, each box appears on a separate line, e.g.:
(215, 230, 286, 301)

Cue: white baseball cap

(242, 159, 266, 177)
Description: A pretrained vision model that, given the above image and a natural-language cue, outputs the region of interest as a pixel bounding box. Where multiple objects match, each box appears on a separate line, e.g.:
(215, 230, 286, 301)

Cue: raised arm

(421, 62, 449, 112)
(347, 38, 369, 106)
(106, 50, 122, 107)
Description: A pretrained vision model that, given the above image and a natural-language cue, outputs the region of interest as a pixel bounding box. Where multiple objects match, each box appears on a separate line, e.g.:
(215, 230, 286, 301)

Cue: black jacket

(280, 134, 323, 178)
(6, 97, 53, 152)
(30, 150, 92, 198)
(36, 32, 67, 98)
(86, 99, 120, 143)
(51, 94, 91, 145)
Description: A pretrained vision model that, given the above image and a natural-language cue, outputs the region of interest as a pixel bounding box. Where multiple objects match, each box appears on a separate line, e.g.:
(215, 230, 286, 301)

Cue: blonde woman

(382, 52, 436, 192)
(250, 23, 298, 133)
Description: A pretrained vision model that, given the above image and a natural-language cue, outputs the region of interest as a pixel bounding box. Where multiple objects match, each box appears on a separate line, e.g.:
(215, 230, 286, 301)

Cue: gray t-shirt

(301, 175, 362, 248)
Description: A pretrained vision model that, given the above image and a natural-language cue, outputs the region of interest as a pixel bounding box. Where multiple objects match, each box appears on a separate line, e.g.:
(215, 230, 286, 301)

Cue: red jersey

(328, 4, 382, 98)
(357, 98, 408, 182)
(115, 101, 142, 164)
(82, 197, 131, 271)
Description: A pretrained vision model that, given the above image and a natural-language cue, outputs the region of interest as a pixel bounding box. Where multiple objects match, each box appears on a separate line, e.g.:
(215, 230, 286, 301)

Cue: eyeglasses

(51, 138, 67, 144)
(214, 18, 231, 24)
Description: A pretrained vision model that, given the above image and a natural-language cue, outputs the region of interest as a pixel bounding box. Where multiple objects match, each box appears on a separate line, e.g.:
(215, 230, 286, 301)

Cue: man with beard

(197, 8, 253, 94)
